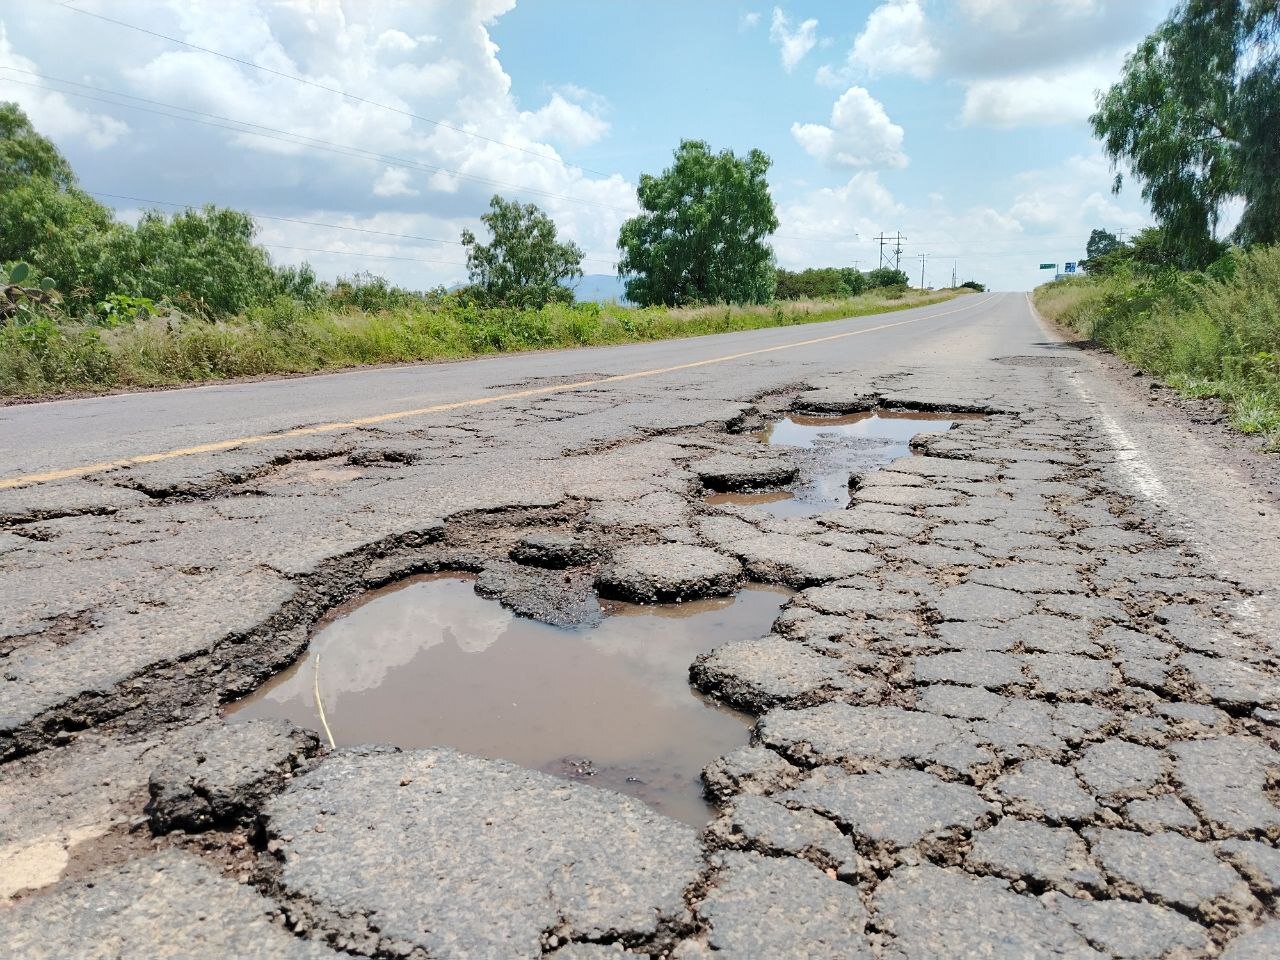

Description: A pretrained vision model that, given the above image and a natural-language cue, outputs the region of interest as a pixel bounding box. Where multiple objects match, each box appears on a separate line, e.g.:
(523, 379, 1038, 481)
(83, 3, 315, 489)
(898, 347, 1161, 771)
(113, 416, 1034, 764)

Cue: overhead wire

(0, 68, 632, 213)
(86, 191, 620, 266)
(2, 52, 1093, 267)
(56, 0, 619, 179)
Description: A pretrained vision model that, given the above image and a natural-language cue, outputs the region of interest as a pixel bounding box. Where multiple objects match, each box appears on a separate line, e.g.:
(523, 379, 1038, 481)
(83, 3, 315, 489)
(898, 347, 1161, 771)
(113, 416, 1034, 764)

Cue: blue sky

(1, 1, 1176, 291)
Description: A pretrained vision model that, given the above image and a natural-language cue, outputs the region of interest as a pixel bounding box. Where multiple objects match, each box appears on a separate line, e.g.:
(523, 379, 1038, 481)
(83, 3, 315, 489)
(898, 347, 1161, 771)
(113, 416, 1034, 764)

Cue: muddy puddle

(719, 410, 982, 515)
(228, 574, 792, 825)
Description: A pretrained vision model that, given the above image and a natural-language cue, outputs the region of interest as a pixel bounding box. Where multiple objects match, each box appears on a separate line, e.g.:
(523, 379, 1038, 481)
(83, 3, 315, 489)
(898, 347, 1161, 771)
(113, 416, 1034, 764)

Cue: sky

(0, 0, 1179, 292)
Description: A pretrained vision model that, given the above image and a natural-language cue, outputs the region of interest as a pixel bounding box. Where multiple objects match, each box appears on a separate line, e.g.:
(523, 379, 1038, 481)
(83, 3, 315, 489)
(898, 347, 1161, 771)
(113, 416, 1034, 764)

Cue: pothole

(704, 490, 804, 516)
(226, 573, 792, 825)
(707, 410, 984, 515)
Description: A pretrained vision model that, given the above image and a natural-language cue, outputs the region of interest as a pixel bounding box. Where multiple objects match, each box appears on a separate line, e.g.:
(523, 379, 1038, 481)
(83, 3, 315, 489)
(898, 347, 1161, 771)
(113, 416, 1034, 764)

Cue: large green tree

(0, 101, 290, 315)
(0, 103, 121, 298)
(617, 140, 778, 306)
(461, 195, 583, 308)
(1092, 1, 1280, 261)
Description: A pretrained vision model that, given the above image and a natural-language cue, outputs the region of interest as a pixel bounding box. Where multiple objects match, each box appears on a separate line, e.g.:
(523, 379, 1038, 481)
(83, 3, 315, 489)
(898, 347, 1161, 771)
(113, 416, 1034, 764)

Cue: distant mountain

(568, 273, 630, 304)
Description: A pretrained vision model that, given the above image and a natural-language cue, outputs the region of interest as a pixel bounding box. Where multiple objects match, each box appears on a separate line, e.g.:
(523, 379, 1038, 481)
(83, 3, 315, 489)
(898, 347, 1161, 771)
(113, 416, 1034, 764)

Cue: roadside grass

(1034, 246, 1280, 450)
(0, 287, 966, 399)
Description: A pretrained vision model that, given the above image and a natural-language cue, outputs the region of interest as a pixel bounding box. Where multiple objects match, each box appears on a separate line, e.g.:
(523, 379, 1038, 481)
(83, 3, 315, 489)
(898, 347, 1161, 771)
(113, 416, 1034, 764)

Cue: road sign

(1064, 262, 1077, 273)
(1039, 263, 1057, 270)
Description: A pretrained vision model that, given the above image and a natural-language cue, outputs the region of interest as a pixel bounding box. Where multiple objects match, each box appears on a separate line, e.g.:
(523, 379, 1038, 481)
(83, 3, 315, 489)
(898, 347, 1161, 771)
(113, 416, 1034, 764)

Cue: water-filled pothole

(228, 574, 791, 825)
(716, 410, 984, 515)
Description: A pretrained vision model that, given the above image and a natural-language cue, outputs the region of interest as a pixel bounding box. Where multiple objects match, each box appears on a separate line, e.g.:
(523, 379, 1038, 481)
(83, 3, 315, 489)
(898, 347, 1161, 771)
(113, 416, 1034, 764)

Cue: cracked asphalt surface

(2, 291, 1279, 958)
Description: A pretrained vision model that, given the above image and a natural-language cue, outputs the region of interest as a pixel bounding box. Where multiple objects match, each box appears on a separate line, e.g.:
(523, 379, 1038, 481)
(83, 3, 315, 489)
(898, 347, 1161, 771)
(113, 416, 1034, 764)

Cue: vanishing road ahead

(3, 291, 1280, 959)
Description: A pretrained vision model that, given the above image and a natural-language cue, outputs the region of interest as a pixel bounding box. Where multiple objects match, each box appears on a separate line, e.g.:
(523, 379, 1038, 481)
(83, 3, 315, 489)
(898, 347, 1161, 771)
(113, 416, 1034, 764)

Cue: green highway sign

(1039, 262, 1057, 269)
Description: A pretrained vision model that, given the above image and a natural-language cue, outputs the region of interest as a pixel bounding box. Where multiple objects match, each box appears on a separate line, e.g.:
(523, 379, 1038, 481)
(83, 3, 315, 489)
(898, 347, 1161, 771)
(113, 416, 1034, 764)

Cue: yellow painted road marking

(1, 294, 995, 490)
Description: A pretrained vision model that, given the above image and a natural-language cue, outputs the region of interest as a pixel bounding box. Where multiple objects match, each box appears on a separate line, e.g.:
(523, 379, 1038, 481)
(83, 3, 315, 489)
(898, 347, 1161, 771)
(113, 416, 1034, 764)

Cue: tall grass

(1034, 246, 1280, 445)
(0, 287, 965, 398)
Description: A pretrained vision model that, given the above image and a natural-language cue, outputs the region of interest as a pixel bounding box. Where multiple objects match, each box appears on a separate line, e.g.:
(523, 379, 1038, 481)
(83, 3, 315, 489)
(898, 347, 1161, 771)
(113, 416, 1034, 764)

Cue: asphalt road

(1, 291, 1010, 482)
(4, 289, 1279, 959)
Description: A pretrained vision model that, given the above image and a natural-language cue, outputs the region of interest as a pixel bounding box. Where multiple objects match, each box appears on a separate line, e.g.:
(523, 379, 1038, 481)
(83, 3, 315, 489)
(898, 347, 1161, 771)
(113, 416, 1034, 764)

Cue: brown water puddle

(227, 574, 792, 825)
(735, 410, 982, 515)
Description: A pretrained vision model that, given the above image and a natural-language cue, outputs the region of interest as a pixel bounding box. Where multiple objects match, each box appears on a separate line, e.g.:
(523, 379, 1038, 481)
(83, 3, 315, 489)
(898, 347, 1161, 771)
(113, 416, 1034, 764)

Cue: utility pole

(917, 252, 928, 290)
(874, 232, 907, 272)
(951, 260, 958, 288)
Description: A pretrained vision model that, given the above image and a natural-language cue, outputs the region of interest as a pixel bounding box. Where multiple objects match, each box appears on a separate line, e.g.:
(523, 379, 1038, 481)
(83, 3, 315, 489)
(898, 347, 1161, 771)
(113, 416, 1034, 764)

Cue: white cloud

(791, 87, 907, 170)
(521, 91, 609, 148)
(821, 0, 1165, 128)
(769, 8, 819, 73)
(960, 58, 1117, 128)
(776, 149, 1153, 291)
(0, 26, 129, 149)
(740, 11, 762, 30)
(372, 167, 420, 197)
(0, 1, 638, 290)
(850, 0, 937, 80)
(373, 29, 419, 54)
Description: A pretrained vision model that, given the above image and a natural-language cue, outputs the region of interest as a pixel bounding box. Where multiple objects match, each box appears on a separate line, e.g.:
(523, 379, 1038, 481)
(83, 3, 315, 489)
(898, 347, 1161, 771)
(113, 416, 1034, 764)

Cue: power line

(916, 252, 928, 289)
(0, 69, 632, 213)
(0, 68, 929, 249)
(1, 69, 1115, 258)
(263, 243, 468, 268)
(90, 192, 465, 246)
(87, 190, 619, 266)
(57, 0, 617, 179)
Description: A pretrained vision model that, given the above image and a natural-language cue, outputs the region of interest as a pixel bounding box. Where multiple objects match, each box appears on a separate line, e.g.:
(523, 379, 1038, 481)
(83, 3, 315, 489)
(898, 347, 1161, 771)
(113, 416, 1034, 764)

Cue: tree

(0, 102, 75, 192)
(774, 267, 863, 300)
(0, 101, 289, 314)
(865, 267, 909, 289)
(1091, 1, 1280, 259)
(617, 140, 779, 306)
(461, 195, 583, 308)
(1086, 229, 1121, 260)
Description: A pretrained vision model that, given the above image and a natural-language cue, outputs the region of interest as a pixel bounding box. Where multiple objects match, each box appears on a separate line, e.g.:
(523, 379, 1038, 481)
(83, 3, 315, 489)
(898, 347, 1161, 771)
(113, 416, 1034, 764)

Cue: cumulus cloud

(960, 58, 1119, 128)
(820, 0, 1165, 127)
(740, 11, 762, 30)
(0, 1, 634, 290)
(769, 7, 819, 72)
(791, 87, 907, 170)
(775, 148, 1152, 291)
(850, 0, 936, 80)
(520, 90, 609, 148)
(372, 167, 420, 197)
(0, 26, 129, 149)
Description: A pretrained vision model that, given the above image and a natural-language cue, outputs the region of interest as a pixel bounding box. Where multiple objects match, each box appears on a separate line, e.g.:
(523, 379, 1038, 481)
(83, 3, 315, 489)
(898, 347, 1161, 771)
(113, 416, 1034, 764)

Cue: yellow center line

(1, 294, 995, 490)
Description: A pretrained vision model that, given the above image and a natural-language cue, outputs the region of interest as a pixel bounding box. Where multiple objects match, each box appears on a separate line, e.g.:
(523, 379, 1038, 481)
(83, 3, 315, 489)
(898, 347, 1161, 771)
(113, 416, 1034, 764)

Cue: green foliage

(0, 101, 291, 315)
(0, 103, 75, 191)
(1091, 2, 1280, 258)
(775, 267, 866, 300)
(1086, 229, 1121, 260)
(327, 272, 430, 312)
(617, 140, 779, 306)
(1035, 244, 1280, 444)
(2, 260, 60, 325)
(865, 267, 910, 289)
(1, 286, 960, 396)
(460, 195, 583, 309)
(1082, 226, 1228, 278)
(960, 280, 986, 291)
(95, 294, 155, 328)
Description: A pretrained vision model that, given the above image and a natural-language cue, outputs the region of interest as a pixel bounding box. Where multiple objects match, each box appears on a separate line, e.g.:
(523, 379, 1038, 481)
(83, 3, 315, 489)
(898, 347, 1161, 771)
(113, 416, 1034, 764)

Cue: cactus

(1, 262, 59, 324)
